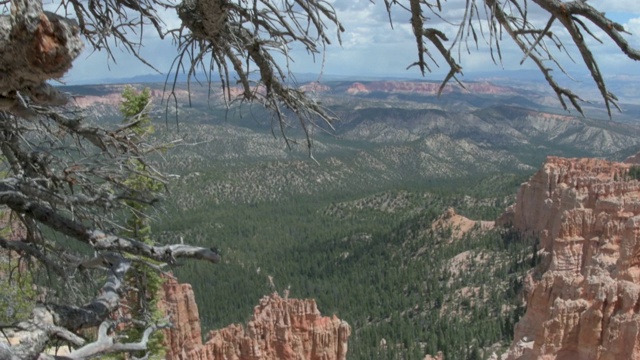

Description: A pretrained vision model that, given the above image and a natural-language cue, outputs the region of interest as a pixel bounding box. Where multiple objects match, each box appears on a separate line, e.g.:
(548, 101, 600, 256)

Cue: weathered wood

(0, 1, 82, 106)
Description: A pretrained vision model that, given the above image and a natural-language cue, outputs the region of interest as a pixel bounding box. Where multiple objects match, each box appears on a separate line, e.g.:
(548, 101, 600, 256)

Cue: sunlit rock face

(159, 280, 351, 360)
(159, 277, 204, 359)
(501, 156, 640, 360)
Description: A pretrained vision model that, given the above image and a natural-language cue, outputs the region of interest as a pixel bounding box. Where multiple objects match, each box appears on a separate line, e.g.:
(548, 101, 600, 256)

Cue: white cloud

(63, 1, 640, 84)
(626, 18, 640, 45)
(589, 0, 640, 14)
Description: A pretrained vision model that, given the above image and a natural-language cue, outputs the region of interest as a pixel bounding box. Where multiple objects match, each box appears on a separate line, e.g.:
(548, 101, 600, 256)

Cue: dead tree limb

(386, 0, 640, 116)
(1, 0, 639, 358)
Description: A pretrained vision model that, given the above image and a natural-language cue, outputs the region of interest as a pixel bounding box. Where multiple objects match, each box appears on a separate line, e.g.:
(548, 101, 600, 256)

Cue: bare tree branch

(5, 256, 172, 359)
(54, 319, 170, 359)
(383, 0, 640, 116)
(1, 0, 639, 358)
(171, 0, 343, 154)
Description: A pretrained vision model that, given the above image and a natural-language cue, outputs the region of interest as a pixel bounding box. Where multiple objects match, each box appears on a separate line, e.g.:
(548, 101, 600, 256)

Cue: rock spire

(159, 278, 351, 360)
(501, 156, 640, 359)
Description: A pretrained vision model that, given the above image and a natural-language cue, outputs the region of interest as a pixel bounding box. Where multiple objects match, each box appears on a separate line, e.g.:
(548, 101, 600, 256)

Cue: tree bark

(0, 0, 83, 105)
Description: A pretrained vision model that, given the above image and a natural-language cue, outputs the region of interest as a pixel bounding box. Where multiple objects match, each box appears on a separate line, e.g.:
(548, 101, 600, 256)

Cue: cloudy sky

(62, 0, 640, 85)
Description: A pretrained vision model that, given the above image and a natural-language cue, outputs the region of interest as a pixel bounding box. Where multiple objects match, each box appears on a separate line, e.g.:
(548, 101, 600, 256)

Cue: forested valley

(3, 0, 640, 357)
(69, 80, 640, 359)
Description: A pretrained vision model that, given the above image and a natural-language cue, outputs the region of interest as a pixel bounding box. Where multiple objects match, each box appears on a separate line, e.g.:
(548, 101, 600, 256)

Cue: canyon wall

(159, 278, 204, 358)
(500, 156, 640, 359)
(160, 278, 350, 360)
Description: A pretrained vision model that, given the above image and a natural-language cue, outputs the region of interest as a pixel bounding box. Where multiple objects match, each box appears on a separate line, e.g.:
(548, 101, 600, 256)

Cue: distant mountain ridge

(299, 80, 524, 96)
(59, 78, 640, 359)
(63, 80, 640, 192)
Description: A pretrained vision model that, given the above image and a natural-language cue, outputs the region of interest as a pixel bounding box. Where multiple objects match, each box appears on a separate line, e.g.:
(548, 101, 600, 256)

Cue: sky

(61, 0, 640, 85)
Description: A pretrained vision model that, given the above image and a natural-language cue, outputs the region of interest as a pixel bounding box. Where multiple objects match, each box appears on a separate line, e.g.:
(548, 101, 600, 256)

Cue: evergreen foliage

(64, 81, 619, 359)
(628, 166, 640, 181)
(9, 0, 640, 355)
(118, 86, 165, 359)
(0, 255, 36, 325)
(155, 171, 535, 359)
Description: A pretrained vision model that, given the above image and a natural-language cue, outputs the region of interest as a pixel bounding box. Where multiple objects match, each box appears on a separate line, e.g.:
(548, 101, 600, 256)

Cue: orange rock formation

(160, 278, 351, 360)
(159, 278, 204, 358)
(71, 87, 191, 108)
(343, 80, 514, 96)
(500, 156, 640, 359)
(432, 207, 494, 240)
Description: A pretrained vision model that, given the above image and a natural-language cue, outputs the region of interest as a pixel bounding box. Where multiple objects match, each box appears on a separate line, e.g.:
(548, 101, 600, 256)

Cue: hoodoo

(500, 156, 640, 359)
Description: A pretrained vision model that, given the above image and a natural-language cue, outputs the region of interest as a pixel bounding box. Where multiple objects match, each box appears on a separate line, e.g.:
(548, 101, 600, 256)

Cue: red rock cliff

(160, 278, 350, 360)
(501, 156, 640, 359)
(159, 278, 204, 358)
(342, 80, 514, 96)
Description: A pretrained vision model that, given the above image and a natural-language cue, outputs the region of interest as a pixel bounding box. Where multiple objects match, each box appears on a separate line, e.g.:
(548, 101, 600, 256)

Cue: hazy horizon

(60, 1, 640, 86)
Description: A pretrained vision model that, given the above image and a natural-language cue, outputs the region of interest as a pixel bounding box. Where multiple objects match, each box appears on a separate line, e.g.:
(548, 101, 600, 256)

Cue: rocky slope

(500, 156, 640, 359)
(299, 80, 519, 96)
(160, 278, 350, 360)
(432, 207, 494, 240)
(68, 84, 190, 109)
(339, 105, 640, 156)
(68, 80, 518, 111)
(64, 81, 640, 163)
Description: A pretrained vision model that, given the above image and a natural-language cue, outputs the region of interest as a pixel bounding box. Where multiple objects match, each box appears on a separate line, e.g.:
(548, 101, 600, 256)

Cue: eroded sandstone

(502, 156, 640, 359)
(432, 207, 495, 240)
(160, 279, 350, 360)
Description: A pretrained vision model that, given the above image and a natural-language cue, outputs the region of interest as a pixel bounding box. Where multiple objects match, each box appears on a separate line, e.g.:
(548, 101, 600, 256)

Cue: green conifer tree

(118, 86, 165, 359)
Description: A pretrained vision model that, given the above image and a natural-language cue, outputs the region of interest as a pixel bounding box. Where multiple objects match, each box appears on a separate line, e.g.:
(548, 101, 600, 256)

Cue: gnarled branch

(387, 0, 640, 116)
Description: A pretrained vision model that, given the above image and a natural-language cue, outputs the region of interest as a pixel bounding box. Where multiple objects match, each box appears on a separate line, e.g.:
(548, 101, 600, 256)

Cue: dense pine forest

(3, 0, 640, 356)
(68, 80, 640, 359)
(155, 180, 537, 359)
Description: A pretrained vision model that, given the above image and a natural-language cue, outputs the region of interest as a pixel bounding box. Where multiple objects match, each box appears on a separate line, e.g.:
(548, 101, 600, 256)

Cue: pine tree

(118, 86, 165, 359)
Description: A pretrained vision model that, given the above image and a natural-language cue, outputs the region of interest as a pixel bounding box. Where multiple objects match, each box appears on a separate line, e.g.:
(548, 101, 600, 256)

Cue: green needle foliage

(0, 158, 36, 326)
(118, 86, 165, 359)
(628, 166, 640, 181)
(0, 253, 36, 325)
